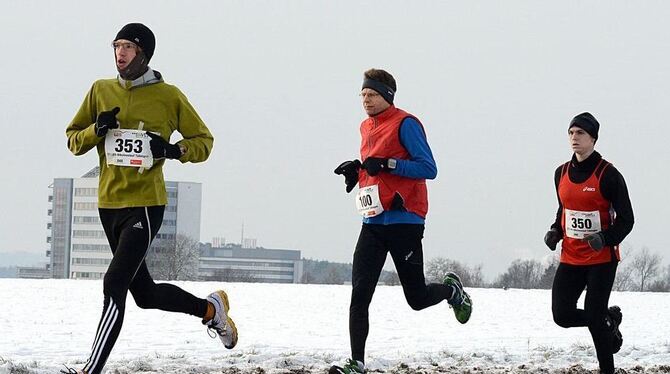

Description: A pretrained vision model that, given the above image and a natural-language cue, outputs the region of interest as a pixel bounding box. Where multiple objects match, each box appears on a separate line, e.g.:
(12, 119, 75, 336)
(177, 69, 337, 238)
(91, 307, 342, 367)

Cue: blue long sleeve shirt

(363, 117, 437, 225)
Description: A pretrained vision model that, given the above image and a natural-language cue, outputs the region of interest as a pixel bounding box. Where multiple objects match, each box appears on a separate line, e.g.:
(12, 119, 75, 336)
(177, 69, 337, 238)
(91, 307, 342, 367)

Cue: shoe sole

(456, 292, 472, 324)
(443, 273, 472, 324)
(608, 305, 623, 354)
(213, 290, 238, 349)
(215, 290, 230, 313)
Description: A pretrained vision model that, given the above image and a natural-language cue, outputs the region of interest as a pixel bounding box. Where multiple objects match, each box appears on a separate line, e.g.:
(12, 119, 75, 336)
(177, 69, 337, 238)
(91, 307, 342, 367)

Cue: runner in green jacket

(63, 23, 235, 374)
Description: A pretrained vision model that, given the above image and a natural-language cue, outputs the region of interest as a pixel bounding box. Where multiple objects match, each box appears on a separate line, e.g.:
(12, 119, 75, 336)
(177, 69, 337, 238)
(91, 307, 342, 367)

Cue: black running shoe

(607, 305, 623, 354)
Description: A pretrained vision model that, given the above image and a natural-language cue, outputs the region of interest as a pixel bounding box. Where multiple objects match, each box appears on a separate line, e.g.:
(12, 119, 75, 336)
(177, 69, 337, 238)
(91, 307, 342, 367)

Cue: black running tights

(552, 261, 618, 374)
(349, 223, 452, 363)
(82, 206, 209, 374)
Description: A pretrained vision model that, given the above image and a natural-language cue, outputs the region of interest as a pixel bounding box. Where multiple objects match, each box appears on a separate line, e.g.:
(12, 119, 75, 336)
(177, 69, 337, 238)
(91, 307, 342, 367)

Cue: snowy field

(0, 279, 669, 374)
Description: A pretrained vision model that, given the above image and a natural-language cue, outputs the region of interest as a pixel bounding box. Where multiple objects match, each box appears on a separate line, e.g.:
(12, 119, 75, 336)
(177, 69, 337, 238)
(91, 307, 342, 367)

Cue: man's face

(568, 126, 595, 155)
(361, 88, 390, 116)
(113, 39, 139, 70)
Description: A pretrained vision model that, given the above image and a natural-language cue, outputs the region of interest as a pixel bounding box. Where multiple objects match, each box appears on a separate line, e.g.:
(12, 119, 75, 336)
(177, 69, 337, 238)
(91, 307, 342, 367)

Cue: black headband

(362, 78, 395, 104)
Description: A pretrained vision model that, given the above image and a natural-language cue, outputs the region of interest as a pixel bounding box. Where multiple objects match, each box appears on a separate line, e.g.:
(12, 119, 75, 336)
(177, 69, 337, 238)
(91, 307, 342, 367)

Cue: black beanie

(362, 78, 395, 104)
(569, 112, 600, 140)
(114, 23, 155, 62)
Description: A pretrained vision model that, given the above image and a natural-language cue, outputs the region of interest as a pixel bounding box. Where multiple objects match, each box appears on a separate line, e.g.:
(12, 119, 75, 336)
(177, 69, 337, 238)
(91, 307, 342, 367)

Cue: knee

(130, 284, 158, 309)
(132, 291, 155, 309)
(552, 308, 571, 328)
(103, 270, 123, 297)
(350, 286, 375, 314)
(405, 296, 425, 311)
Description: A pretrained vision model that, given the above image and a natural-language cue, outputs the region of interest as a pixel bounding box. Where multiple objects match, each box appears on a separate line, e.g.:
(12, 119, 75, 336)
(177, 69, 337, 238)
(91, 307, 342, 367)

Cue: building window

(72, 244, 110, 252)
(72, 230, 107, 239)
(155, 233, 176, 240)
(74, 188, 98, 197)
(73, 272, 104, 279)
(72, 258, 111, 265)
(73, 216, 101, 224)
(74, 202, 97, 211)
(200, 260, 295, 268)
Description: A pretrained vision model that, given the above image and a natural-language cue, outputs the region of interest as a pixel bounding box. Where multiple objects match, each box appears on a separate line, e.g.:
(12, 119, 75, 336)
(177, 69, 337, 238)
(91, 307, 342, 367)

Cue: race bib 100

(565, 209, 602, 239)
(356, 185, 384, 218)
(104, 129, 153, 168)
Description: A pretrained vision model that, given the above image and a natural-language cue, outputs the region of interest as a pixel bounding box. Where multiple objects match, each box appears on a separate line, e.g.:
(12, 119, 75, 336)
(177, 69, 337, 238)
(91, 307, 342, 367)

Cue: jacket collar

(117, 68, 163, 90)
(369, 105, 398, 122)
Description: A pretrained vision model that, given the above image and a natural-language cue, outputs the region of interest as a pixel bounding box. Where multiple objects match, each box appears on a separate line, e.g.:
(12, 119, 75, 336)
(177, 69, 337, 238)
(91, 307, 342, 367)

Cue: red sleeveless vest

(358, 106, 428, 218)
(558, 159, 619, 265)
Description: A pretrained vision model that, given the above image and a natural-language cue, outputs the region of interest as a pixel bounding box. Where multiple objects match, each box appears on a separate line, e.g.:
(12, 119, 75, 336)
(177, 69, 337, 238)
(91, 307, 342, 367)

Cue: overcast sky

(1, 1, 668, 277)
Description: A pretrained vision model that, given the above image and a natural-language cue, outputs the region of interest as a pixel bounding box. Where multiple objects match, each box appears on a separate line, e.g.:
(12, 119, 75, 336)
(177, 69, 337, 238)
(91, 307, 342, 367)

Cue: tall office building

(47, 167, 202, 279)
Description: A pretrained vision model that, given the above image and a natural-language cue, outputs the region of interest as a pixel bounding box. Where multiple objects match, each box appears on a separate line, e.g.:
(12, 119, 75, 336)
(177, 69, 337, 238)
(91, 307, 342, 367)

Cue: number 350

(571, 217, 592, 229)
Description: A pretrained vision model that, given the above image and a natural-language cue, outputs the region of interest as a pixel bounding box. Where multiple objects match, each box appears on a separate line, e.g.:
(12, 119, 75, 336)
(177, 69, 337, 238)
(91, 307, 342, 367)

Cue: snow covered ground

(0, 279, 668, 373)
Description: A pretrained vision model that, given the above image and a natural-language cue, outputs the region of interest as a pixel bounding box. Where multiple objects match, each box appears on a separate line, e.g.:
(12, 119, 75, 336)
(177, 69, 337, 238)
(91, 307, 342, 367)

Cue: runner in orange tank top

(544, 112, 634, 374)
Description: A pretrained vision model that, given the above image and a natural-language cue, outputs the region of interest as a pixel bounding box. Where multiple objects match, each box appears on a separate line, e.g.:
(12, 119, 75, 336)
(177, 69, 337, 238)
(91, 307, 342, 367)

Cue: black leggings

(349, 223, 452, 362)
(83, 206, 209, 374)
(552, 261, 618, 374)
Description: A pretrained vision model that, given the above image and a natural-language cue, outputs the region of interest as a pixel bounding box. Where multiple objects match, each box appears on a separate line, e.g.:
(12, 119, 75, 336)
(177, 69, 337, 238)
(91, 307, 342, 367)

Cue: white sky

(1, 1, 668, 276)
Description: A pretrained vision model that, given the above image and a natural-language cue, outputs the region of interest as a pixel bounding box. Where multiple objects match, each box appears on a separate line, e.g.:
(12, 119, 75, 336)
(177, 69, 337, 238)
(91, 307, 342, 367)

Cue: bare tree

(647, 264, 670, 292)
(613, 243, 635, 291)
(300, 271, 316, 284)
(324, 267, 344, 284)
(613, 263, 635, 292)
(425, 257, 485, 288)
(382, 270, 400, 286)
(630, 247, 663, 292)
(537, 255, 560, 289)
(494, 259, 543, 289)
(148, 233, 200, 281)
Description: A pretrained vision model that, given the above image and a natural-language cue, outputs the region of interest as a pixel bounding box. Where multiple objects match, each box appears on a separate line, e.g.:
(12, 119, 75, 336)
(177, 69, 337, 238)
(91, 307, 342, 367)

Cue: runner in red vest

(544, 112, 634, 374)
(331, 69, 472, 374)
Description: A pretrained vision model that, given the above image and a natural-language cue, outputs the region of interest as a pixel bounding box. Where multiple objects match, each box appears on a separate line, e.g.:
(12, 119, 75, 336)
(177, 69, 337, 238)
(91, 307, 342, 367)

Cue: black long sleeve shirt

(550, 151, 634, 247)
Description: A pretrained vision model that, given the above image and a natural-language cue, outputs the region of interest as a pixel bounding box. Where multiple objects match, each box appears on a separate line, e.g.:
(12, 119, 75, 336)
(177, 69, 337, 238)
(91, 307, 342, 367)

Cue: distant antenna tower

(240, 222, 244, 245)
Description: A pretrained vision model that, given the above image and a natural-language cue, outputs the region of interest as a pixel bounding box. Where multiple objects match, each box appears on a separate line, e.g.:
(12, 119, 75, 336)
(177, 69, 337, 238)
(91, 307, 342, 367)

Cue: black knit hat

(114, 23, 155, 61)
(569, 112, 600, 140)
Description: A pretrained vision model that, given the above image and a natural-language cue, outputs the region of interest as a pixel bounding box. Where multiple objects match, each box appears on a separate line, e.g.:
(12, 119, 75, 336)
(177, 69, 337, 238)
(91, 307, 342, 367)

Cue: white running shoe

(204, 290, 238, 349)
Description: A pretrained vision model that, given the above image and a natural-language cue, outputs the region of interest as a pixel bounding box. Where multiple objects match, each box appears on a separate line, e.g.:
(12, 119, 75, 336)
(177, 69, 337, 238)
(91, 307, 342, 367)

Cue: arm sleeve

(392, 117, 438, 180)
(174, 91, 214, 163)
(599, 165, 634, 246)
(550, 166, 564, 235)
(65, 83, 101, 156)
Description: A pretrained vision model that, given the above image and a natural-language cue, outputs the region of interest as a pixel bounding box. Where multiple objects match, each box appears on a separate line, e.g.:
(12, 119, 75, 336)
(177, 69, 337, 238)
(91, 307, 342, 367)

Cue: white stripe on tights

(84, 299, 119, 372)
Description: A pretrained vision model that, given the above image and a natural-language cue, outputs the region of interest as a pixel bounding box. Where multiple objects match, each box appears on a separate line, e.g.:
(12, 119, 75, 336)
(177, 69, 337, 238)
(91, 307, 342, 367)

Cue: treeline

(300, 258, 398, 285)
(300, 246, 669, 292)
(145, 234, 669, 292)
(489, 246, 669, 292)
(427, 245, 669, 292)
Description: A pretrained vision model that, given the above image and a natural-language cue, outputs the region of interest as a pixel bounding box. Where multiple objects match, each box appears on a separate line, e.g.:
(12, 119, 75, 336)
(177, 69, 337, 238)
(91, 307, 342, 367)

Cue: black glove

(544, 228, 562, 251)
(95, 107, 120, 137)
(334, 159, 361, 193)
(584, 232, 605, 251)
(362, 157, 390, 176)
(147, 132, 182, 160)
